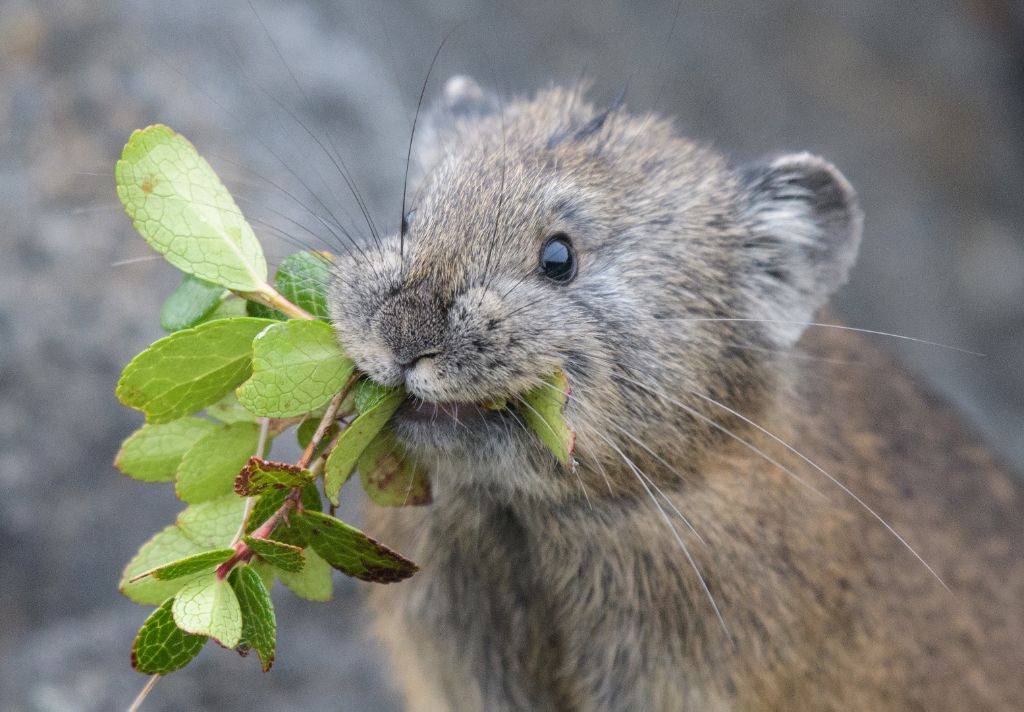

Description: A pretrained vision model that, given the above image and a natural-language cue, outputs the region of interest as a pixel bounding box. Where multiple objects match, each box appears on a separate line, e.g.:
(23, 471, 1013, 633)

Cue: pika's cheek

(334, 330, 404, 387)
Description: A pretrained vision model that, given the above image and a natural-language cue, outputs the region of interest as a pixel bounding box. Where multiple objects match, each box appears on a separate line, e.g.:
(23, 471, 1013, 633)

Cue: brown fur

(328, 81, 1024, 710)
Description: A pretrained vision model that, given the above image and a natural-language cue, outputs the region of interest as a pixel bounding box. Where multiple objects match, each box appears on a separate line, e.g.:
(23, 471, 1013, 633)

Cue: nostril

(399, 350, 441, 371)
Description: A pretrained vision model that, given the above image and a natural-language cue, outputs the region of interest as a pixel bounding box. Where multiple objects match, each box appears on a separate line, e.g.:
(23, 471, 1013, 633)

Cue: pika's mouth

(396, 400, 493, 427)
(389, 397, 515, 457)
(386, 370, 574, 470)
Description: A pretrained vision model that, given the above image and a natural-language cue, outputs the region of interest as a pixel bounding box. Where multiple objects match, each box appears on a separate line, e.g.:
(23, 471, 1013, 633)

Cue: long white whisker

(540, 375, 826, 501)
(572, 438, 616, 497)
(534, 382, 707, 544)
(591, 417, 707, 546)
(685, 388, 949, 592)
(594, 429, 732, 643)
(662, 317, 983, 356)
(510, 395, 593, 508)
(697, 335, 864, 367)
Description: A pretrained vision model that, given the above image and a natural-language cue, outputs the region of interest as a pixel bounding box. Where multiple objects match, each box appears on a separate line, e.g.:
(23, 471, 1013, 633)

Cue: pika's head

(328, 77, 862, 503)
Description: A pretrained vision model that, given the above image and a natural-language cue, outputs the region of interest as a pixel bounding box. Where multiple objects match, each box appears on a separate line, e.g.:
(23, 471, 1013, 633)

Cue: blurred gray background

(1, 1, 1022, 709)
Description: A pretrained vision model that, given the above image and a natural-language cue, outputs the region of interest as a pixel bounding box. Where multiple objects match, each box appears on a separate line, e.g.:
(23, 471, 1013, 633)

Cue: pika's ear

(739, 153, 863, 347)
(414, 75, 500, 171)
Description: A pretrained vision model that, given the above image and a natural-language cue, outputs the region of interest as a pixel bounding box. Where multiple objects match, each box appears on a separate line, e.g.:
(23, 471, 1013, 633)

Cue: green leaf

(295, 418, 319, 449)
(244, 483, 321, 547)
(299, 510, 417, 583)
(518, 369, 576, 467)
(276, 548, 333, 601)
(121, 525, 206, 605)
(199, 296, 248, 323)
(228, 566, 277, 671)
(274, 251, 332, 320)
(206, 393, 257, 424)
(160, 274, 228, 332)
(117, 317, 275, 423)
(296, 417, 340, 462)
(353, 379, 399, 414)
(235, 320, 354, 418)
(324, 383, 405, 505)
(358, 431, 431, 507)
(130, 548, 236, 582)
(115, 124, 268, 291)
(131, 598, 207, 674)
(177, 495, 246, 547)
(115, 418, 218, 482)
(251, 560, 277, 590)
(171, 573, 243, 648)
(235, 457, 313, 497)
(176, 422, 262, 503)
(245, 489, 289, 536)
(243, 537, 305, 572)
(245, 298, 286, 321)
(482, 396, 509, 410)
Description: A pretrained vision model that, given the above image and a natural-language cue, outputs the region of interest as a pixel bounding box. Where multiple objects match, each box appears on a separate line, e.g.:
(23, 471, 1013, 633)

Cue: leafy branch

(216, 387, 352, 579)
(112, 125, 574, 709)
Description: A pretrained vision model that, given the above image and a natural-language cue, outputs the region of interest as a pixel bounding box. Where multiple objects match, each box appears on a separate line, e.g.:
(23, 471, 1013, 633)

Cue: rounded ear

(739, 153, 863, 347)
(413, 75, 500, 172)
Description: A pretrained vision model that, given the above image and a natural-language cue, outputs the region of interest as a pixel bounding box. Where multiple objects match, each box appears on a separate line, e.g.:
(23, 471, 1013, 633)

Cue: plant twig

(236, 284, 315, 320)
(297, 373, 357, 468)
(127, 673, 161, 712)
(231, 417, 272, 545)
(216, 488, 302, 579)
(217, 383, 355, 580)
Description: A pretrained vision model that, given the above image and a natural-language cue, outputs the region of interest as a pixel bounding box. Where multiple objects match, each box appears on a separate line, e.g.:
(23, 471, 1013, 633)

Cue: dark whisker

(245, 1, 385, 253)
(400, 28, 457, 278)
(477, 91, 509, 306)
(222, 37, 380, 267)
(149, 44, 367, 265)
(208, 151, 357, 252)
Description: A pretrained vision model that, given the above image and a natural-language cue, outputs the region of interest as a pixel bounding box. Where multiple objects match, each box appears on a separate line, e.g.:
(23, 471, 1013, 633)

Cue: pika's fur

(328, 78, 1024, 710)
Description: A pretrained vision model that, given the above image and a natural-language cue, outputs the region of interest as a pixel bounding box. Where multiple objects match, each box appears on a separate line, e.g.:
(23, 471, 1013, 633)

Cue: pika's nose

(374, 288, 448, 372)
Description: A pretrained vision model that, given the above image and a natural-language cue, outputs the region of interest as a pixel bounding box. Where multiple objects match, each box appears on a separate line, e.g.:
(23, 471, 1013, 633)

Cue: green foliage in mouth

(111, 125, 576, 682)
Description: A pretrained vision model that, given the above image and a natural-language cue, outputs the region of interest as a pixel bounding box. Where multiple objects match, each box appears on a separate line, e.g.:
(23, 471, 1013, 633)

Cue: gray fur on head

(412, 75, 502, 176)
(328, 77, 863, 503)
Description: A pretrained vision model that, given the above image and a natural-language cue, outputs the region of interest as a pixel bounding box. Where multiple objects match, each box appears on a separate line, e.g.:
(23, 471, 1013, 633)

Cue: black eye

(539, 234, 576, 283)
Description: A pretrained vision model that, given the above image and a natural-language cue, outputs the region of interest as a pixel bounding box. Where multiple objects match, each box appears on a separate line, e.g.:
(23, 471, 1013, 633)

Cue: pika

(328, 78, 1024, 710)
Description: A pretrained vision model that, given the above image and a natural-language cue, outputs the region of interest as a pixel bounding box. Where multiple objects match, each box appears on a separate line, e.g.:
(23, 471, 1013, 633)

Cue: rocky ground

(1, 1, 1021, 709)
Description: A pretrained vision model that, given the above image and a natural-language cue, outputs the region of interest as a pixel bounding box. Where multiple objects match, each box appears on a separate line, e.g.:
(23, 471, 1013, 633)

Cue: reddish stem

(296, 372, 357, 468)
(216, 488, 302, 579)
(216, 379, 357, 580)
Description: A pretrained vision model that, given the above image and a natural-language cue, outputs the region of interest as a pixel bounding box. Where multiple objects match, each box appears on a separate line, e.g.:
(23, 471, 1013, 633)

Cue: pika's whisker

(606, 372, 826, 500)
(663, 317, 984, 356)
(685, 388, 950, 592)
(244, 2, 385, 254)
(534, 379, 707, 543)
(593, 429, 732, 643)
(150, 44, 373, 268)
(209, 151, 361, 253)
(400, 29, 456, 278)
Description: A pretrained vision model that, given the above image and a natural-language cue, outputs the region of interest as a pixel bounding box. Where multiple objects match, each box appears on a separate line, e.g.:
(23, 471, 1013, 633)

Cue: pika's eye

(539, 234, 576, 283)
